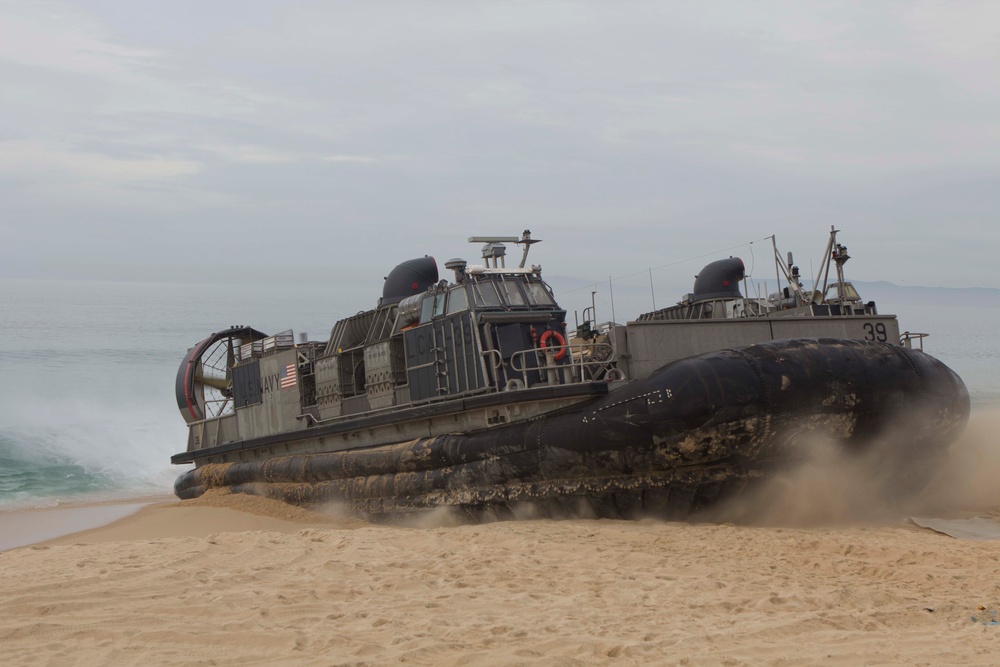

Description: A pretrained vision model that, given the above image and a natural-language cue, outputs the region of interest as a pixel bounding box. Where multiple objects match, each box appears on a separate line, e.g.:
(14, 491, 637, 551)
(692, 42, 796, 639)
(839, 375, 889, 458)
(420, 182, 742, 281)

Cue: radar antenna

(467, 229, 542, 268)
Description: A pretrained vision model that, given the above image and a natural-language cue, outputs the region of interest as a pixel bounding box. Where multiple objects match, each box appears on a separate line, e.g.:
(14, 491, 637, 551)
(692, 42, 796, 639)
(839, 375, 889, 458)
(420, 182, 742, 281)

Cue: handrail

(480, 348, 504, 391)
(507, 340, 623, 388)
(900, 331, 929, 351)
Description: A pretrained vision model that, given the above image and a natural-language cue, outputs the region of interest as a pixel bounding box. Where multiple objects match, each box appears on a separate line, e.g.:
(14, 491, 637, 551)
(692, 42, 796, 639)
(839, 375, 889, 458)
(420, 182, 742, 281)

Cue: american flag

(280, 363, 297, 389)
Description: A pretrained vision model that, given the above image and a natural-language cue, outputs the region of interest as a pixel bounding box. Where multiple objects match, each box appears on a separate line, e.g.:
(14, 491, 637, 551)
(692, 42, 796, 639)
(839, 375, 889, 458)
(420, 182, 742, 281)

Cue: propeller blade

(197, 375, 232, 391)
(226, 338, 235, 380)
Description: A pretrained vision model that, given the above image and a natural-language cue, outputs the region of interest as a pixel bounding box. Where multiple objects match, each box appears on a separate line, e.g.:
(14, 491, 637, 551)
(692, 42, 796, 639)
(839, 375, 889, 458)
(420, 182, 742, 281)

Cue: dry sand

(4, 412, 1000, 666)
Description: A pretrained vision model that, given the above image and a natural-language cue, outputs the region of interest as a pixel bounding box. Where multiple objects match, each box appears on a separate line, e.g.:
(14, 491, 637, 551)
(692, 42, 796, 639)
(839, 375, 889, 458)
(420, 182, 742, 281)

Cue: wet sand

(0, 501, 156, 551)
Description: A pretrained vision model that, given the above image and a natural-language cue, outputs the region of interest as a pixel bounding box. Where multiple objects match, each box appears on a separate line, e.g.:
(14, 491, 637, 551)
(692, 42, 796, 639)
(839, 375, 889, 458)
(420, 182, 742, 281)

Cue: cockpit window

(825, 282, 861, 302)
(419, 292, 448, 323)
(472, 281, 502, 307)
(524, 281, 555, 306)
(497, 279, 525, 306)
(420, 296, 435, 323)
(447, 286, 469, 314)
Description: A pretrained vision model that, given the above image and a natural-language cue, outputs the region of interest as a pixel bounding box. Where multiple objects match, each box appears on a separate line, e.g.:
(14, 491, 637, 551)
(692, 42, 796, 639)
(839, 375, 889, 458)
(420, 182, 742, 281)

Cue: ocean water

(0, 278, 339, 510)
(886, 302, 1000, 407)
(1, 278, 998, 510)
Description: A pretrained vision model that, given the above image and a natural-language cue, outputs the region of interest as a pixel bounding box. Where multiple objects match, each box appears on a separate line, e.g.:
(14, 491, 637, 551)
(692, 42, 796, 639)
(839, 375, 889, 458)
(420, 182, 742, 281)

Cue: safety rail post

(900, 331, 929, 351)
(479, 349, 504, 392)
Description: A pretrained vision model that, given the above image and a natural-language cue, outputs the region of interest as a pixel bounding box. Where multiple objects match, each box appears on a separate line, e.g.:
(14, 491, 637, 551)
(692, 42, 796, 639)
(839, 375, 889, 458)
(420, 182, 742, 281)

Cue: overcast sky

(2, 1, 998, 313)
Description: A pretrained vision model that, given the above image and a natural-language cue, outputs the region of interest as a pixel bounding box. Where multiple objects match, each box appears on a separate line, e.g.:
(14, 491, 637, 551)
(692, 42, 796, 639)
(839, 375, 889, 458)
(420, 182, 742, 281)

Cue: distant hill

(853, 281, 1000, 308)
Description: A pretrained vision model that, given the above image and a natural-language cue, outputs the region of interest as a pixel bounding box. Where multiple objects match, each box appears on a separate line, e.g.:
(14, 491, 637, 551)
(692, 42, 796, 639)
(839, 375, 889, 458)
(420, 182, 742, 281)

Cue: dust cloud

(908, 407, 1000, 515)
(703, 408, 1000, 527)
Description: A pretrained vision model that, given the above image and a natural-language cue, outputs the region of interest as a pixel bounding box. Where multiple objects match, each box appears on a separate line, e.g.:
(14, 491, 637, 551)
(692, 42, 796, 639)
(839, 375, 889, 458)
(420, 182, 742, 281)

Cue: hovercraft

(171, 229, 969, 519)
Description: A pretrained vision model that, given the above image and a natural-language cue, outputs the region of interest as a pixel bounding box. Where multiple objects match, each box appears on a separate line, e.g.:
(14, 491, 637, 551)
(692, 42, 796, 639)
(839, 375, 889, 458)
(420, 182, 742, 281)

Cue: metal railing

(900, 331, 929, 351)
(489, 340, 623, 391)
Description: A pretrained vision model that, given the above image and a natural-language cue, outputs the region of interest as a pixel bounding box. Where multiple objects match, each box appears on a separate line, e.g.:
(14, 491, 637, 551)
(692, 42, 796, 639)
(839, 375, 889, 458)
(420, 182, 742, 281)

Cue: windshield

(825, 282, 861, 302)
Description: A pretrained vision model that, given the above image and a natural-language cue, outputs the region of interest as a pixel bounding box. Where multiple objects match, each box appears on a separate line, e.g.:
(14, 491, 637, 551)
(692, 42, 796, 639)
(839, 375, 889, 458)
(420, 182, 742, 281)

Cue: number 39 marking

(863, 322, 888, 342)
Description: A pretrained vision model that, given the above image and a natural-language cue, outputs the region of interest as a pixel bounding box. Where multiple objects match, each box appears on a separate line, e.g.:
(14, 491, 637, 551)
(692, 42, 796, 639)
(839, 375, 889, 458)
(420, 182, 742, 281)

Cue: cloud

(321, 155, 379, 164)
(0, 3, 154, 78)
(0, 1, 997, 288)
(0, 141, 199, 182)
(906, 0, 1000, 62)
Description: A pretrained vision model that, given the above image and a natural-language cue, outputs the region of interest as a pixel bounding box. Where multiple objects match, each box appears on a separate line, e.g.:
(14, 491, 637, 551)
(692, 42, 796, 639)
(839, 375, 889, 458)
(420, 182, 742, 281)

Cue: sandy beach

(3, 413, 1000, 666)
(3, 496, 1000, 666)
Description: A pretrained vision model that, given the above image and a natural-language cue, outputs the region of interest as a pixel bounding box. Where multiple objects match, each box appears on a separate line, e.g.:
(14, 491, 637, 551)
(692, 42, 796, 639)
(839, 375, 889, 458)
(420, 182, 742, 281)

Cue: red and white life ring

(539, 330, 567, 360)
